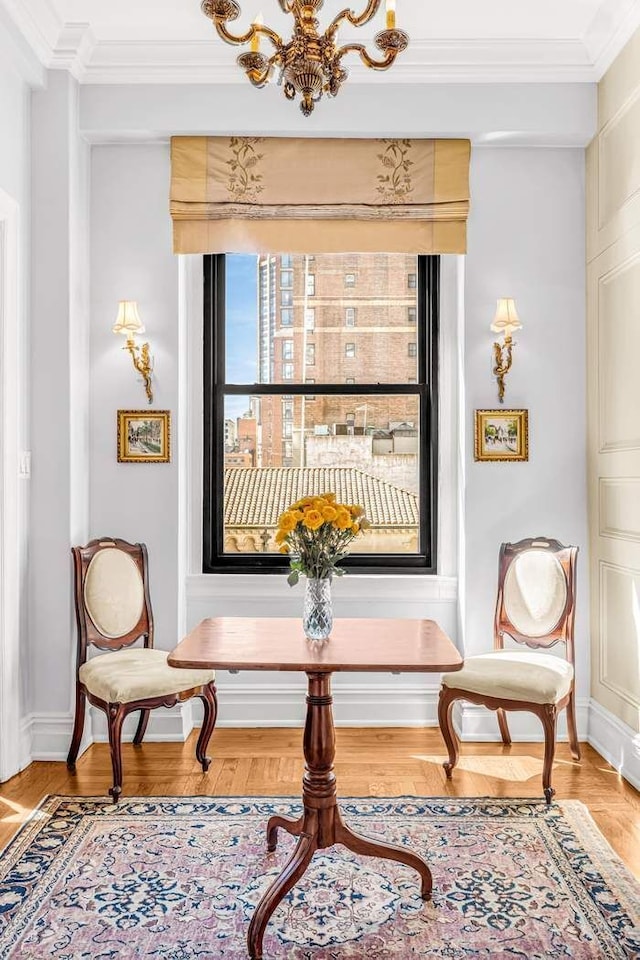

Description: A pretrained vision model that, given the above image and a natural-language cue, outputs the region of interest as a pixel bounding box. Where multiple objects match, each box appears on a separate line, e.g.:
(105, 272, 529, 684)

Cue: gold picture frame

(474, 409, 528, 462)
(117, 410, 171, 463)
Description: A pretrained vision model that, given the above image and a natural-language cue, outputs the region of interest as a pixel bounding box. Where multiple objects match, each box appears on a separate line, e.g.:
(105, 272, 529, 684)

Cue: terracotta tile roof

(225, 467, 418, 527)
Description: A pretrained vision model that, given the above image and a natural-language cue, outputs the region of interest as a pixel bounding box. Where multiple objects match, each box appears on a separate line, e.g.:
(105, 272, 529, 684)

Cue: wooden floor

(1, 728, 639, 876)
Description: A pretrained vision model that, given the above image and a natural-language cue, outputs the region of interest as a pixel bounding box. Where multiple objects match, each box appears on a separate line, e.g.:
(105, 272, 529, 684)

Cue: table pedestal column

(247, 671, 432, 959)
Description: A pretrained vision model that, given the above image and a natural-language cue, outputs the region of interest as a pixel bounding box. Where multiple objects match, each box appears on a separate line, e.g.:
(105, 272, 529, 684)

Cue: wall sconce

(112, 301, 154, 404)
(491, 298, 523, 404)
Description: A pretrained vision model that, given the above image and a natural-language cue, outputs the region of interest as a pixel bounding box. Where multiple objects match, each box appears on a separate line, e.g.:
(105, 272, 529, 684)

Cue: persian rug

(0, 797, 637, 959)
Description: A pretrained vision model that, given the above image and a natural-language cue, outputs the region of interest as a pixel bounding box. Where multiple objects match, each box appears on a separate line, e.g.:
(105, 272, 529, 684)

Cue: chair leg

(67, 683, 86, 770)
(438, 686, 460, 780)
(496, 708, 512, 746)
(540, 704, 557, 805)
(566, 690, 581, 762)
(133, 709, 151, 746)
(107, 704, 127, 803)
(196, 682, 218, 773)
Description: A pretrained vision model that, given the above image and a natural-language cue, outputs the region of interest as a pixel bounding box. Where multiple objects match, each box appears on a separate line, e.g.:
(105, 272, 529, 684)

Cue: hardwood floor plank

(0, 729, 638, 877)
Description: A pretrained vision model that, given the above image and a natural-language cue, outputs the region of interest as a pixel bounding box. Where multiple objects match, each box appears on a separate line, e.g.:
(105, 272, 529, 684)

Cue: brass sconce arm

(492, 335, 514, 405)
(124, 337, 154, 405)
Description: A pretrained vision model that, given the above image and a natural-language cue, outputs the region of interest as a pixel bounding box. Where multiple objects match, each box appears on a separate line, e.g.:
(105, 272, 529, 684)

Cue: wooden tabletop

(168, 618, 463, 674)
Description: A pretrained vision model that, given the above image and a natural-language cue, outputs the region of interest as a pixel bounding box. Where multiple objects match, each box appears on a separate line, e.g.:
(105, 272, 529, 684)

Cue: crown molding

(584, 0, 640, 78)
(0, 0, 59, 64)
(79, 38, 597, 85)
(50, 22, 96, 81)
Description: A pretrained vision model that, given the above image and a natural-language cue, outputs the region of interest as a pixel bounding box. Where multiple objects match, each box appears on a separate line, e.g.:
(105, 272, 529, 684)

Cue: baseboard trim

(458, 698, 591, 743)
(587, 700, 640, 792)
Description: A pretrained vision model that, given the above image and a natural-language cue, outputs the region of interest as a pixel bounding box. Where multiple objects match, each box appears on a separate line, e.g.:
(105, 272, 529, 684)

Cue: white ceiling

(4, 0, 640, 82)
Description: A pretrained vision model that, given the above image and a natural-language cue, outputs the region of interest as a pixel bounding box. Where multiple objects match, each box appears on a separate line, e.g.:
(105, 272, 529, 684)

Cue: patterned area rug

(0, 796, 638, 959)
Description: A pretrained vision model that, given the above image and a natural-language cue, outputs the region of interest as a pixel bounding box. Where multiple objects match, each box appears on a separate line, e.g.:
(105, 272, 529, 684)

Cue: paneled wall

(587, 28, 640, 735)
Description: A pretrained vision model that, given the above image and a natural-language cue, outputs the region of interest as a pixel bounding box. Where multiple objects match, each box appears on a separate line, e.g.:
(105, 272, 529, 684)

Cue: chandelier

(201, 0, 409, 116)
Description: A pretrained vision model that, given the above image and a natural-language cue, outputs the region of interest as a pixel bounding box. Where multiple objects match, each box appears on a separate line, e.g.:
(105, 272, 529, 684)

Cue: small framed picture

(474, 409, 528, 462)
(117, 410, 171, 463)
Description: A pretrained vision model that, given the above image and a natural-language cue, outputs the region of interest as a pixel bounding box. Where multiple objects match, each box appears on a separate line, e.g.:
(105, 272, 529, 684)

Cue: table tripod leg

(248, 831, 317, 960)
(266, 813, 304, 852)
(335, 815, 433, 900)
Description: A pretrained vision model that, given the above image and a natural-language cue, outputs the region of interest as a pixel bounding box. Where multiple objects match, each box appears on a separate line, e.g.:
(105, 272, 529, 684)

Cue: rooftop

(225, 467, 419, 528)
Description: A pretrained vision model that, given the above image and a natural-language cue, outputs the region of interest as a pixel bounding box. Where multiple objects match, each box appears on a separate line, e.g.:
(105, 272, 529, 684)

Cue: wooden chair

(67, 538, 218, 802)
(438, 537, 580, 804)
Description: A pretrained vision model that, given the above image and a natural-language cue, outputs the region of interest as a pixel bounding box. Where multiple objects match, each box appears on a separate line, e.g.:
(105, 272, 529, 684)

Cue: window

(408, 306, 416, 323)
(204, 254, 438, 573)
(281, 254, 292, 268)
(305, 308, 315, 330)
(345, 273, 356, 287)
(408, 273, 417, 289)
(280, 270, 293, 288)
(281, 290, 293, 307)
(306, 274, 316, 296)
(281, 308, 293, 326)
(345, 307, 356, 327)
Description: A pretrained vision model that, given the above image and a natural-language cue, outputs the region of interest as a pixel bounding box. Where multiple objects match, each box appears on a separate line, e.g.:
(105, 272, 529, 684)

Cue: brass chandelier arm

(215, 18, 282, 47)
(277, 0, 295, 11)
(336, 41, 399, 70)
(329, 0, 383, 32)
(246, 54, 281, 87)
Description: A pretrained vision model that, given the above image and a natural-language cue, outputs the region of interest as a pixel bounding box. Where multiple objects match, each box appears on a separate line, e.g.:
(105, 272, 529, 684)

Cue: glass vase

(303, 577, 333, 641)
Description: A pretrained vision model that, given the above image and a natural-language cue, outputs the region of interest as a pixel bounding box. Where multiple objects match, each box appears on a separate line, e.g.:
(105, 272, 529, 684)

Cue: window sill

(185, 573, 457, 604)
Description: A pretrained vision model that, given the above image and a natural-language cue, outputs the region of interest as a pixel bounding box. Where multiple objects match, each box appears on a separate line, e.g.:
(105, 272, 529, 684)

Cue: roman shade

(170, 136, 471, 254)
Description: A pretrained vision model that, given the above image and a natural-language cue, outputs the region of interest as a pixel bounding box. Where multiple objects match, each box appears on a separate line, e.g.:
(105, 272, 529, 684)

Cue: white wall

(461, 146, 589, 739)
(0, 18, 35, 776)
(65, 80, 592, 740)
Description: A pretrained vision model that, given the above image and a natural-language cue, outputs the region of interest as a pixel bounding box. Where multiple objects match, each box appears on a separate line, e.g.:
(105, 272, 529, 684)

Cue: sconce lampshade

(491, 298, 522, 338)
(112, 300, 145, 336)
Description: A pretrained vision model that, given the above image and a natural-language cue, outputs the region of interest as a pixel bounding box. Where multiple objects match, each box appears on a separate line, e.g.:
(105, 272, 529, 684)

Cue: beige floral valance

(170, 136, 471, 255)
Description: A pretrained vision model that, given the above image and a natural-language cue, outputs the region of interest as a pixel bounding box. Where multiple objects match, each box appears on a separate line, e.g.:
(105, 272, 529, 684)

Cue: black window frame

(203, 254, 439, 575)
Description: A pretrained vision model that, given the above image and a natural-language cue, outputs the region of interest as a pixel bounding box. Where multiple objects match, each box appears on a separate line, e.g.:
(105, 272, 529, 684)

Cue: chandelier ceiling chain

(201, 0, 409, 116)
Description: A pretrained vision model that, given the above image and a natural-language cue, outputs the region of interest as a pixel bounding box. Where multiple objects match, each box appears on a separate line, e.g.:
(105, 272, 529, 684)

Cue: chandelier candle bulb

(250, 13, 262, 52)
(386, 0, 396, 30)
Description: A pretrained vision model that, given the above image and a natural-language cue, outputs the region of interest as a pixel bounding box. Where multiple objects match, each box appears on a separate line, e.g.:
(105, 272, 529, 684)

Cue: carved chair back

(494, 537, 578, 666)
(72, 538, 154, 669)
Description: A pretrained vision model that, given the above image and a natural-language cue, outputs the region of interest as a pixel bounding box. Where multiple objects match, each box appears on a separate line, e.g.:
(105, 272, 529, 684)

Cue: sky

(225, 254, 258, 421)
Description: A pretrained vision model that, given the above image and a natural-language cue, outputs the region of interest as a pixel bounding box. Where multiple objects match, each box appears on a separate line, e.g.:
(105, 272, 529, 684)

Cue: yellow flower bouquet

(276, 493, 370, 587)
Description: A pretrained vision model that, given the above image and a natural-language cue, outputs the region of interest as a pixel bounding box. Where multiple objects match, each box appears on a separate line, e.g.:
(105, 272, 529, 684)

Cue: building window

(305, 308, 315, 330)
(281, 290, 293, 307)
(345, 273, 356, 287)
(281, 308, 293, 326)
(306, 274, 316, 296)
(408, 306, 416, 323)
(203, 254, 439, 573)
(281, 254, 292, 268)
(345, 307, 356, 327)
(408, 273, 417, 289)
(280, 270, 293, 288)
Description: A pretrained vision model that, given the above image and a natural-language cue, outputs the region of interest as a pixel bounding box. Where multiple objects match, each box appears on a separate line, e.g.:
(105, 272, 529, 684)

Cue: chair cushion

(441, 650, 573, 705)
(79, 648, 215, 704)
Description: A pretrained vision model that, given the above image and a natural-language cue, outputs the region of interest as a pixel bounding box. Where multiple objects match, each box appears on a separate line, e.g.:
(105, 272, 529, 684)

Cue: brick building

(256, 254, 419, 469)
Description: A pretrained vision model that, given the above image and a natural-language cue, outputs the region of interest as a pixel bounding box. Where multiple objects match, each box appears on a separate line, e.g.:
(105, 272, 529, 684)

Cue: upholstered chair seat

(441, 651, 573, 705)
(68, 538, 218, 802)
(79, 648, 215, 704)
(438, 538, 580, 804)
